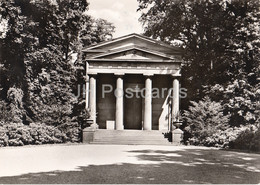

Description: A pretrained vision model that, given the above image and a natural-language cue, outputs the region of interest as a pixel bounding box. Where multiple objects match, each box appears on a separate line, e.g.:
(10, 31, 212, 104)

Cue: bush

(201, 125, 257, 148)
(57, 122, 80, 143)
(29, 122, 66, 144)
(250, 129, 260, 151)
(183, 96, 230, 146)
(0, 125, 8, 146)
(0, 100, 12, 123)
(0, 122, 77, 147)
(231, 125, 260, 152)
(185, 121, 260, 152)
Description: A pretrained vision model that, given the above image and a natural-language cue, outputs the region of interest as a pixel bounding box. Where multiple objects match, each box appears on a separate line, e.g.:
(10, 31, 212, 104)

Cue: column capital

(143, 73, 154, 78)
(85, 74, 90, 82)
(114, 72, 125, 76)
(170, 74, 181, 79)
(88, 73, 98, 77)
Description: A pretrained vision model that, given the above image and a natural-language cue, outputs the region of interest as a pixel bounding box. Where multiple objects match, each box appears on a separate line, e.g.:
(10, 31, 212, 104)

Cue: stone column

(172, 77, 180, 122)
(89, 74, 98, 128)
(115, 74, 124, 130)
(85, 62, 89, 110)
(143, 75, 152, 130)
(85, 75, 89, 109)
(171, 76, 183, 145)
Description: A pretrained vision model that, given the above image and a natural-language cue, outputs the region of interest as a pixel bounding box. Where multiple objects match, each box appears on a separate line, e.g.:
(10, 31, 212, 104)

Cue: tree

(22, 0, 115, 130)
(138, 0, 259, 97)
(0, 0, 115, 141)
(0, 0, 38, 123)
(183, 96, 230, 146)
(138, 0, 260, 126)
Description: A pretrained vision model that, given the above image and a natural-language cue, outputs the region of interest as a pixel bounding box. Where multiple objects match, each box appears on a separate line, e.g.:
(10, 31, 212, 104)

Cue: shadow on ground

(1, 147, 260, 184)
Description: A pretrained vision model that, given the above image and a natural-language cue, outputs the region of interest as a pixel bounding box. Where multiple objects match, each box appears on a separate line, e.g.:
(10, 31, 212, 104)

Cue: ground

(0, 144, 260, 184)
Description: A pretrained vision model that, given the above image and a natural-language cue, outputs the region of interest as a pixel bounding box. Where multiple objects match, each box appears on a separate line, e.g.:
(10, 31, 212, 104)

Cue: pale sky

(88, 0, 144, 38)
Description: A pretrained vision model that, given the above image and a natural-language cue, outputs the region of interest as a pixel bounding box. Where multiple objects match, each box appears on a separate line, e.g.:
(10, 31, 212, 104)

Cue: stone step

(94, 139, 169, 142)
(94, 137, 168, 139)
(90, 142, 171, 145)
(91, 140, 170, 144)
(94, 134, 166, 137)
(94, 138, 167, 141)
(95, 137, 165, 139)
(94, 129, 164, 132)
(94, 130, 168, 135)
(93, 139, 169, 142)
(91, 129, 171, 145)
(94, 135, 168, 139)
(93, 138, 169, 142)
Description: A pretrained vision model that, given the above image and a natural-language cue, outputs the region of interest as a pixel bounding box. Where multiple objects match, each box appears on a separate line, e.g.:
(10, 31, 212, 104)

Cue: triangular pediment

(83, 33, 183, 61)
(89, 46, 174, 60)
(114, 53, 149, 60)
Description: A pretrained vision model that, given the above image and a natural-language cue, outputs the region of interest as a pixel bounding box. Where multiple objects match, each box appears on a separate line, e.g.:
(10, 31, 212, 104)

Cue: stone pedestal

(172, 128, 183, 145)
(82, 127, 96, 143)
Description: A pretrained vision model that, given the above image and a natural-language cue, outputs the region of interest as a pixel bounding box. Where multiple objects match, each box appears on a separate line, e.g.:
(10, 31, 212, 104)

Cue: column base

(116, 126, 124, 130)
(90, 123, 99, 129)
(85, 119, 99, 130)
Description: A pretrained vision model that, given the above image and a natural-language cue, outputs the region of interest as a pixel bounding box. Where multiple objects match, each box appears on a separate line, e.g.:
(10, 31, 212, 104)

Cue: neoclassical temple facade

(83, 33, 182, 132)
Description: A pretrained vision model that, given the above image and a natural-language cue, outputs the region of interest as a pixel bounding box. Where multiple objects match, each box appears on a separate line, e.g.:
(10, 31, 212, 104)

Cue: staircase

(90, 129, 171, 145)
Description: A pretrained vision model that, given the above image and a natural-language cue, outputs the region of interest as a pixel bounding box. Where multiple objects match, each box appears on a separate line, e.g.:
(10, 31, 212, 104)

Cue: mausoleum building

(83, 33, 183, 144)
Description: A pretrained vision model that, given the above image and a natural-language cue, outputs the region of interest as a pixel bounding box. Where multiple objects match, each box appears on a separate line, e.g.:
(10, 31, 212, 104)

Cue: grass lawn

(0, 144, 260, 184)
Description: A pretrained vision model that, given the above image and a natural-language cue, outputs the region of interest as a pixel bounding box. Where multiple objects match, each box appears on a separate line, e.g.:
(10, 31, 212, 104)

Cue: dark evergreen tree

(138, 0, 260, 126)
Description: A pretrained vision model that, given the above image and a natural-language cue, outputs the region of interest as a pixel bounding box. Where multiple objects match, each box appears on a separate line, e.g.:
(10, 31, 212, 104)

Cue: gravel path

(0, 144, 260, 184)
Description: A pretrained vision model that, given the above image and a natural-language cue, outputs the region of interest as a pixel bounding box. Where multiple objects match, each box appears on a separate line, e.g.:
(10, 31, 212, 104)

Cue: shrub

(0, 100, 12, 123)
(185, 122, 260, 151)
(201, 125, 257, 148)
(57, 122, 80, 142)
(0, 124, 8, 146)
(6, 87, 25, 123)
(250, 129, 260, 151)
(0, 122, 73, 147)
(183, 96, 230, 146)
(29, 122, 66, 144)
(231, 125, 260, 152)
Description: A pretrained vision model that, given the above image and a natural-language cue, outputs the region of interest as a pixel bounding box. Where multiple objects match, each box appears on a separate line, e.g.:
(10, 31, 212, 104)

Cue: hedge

(185, 124, 260, 152)
(0, 122, 80, 147)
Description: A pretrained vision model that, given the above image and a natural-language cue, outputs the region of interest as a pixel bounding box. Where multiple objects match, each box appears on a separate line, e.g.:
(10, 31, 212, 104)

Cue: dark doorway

(124, 83, 143, 129)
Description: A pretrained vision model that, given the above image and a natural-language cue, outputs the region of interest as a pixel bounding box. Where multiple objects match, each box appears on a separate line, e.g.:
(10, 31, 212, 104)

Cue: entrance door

(124, 83, 143, 129)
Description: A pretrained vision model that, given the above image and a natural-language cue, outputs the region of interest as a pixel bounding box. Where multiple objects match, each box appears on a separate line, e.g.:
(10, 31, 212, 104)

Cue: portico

(83, 33, 182, 133)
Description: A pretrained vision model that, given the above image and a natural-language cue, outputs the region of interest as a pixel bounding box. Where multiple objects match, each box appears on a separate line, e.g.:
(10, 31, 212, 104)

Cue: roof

(83, 33, 183, 61)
